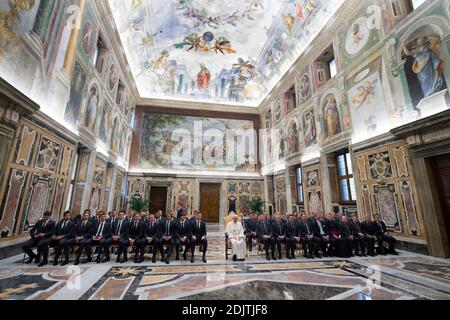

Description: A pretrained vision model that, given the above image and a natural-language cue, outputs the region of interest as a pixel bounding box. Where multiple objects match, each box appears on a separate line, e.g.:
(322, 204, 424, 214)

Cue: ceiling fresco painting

(109, 0, 344, 106)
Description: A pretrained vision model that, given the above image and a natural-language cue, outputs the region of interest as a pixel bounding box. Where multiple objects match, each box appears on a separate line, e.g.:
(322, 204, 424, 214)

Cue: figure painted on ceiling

(151, 50, 169, 71)
(282, 13, 295, 33)
(402, 35, 446, 101)
(84, 86, 99, 133)
(197, 63, 211, 92)
(322, 94, 341, 138)
(233, 58, 256, 84)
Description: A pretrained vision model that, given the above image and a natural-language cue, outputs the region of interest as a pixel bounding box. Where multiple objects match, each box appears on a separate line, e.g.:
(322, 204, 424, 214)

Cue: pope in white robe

(225, 215, 246, 261)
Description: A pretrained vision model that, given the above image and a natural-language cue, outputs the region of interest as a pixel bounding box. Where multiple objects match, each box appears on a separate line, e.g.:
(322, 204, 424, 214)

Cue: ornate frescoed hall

(0, 0, 450, 303)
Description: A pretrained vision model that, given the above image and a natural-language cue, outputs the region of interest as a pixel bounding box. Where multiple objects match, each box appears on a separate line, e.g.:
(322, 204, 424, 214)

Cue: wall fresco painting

(139, 113, 256, 171)
(347, 57, 394, 140)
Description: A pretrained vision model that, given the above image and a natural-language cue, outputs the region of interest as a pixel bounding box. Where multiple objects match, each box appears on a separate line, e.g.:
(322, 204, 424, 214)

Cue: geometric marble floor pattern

(0, 225, 449, 300)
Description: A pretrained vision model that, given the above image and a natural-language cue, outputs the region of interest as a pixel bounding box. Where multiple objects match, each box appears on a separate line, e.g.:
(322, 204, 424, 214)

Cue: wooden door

(200, 183, 220, 223)
(432, 154, 450, 251)
(149, 186, 168, 214)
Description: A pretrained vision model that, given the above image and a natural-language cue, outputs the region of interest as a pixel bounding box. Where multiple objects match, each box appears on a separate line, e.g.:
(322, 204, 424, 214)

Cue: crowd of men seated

(22, 209, 208, 267)
(242, 211, 398, 261)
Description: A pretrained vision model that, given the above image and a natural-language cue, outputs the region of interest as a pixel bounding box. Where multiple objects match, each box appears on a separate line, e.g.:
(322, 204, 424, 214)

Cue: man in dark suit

(244, 213, 257, 252)
(286, 214, 300, 259)
(256, 214, 274, 261)
(374, 214, 398, 255)
(108, 210, 118, 225)
(338, 215, 353, 258)
(298, 212, 317, 259)
(137, 213, 160, 263)
(349, 214, 367, 256)
(324, 212, 340, 257)
(74, 211, 95, 265)
(112, 211, 129, 263)
(310, 213, 328, 258)
(52, 211, 75, 266)
(159, 211, 178, 264)
(22, 211, 56, 266)
(361, 215, 377, 256)
(191, 212, 207, 263)
(176, 214, 191, 260)
(124, 210, 134, 223)
(127, 213, 145, 263)
(92, 212, 112, 263)
(271, 214, 291, 259)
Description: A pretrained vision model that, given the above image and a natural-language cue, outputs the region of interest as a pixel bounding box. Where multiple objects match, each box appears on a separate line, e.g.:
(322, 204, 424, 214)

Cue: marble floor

(0, 225, 449, 300)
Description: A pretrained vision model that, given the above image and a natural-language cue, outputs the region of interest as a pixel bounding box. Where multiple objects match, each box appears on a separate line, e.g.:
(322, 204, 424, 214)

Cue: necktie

(263, 222, 267, 234)
(278, 223, 281, 235)
(117, 221, 122, 235)
(82, 220, 86, 229)
(197, 221, 200, 231)
(62, 221, 66, 232)
(97, 223, 104, 236)
(134, 221, 138, 230)
(166, 221, 170, 236)
(306, 222, 310, 234)
(150, 222, 153, 229)
(182, 221, 184, 230)
(43, 220, 47, 229)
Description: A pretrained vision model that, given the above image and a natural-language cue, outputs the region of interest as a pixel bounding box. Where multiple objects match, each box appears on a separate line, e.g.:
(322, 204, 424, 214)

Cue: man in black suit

(298, 212, 317, 259)
(256, 214, 274, 261)
(52, 211, 75, 266)
(349, 214, 367, 256)
(310, 213, 328, 258)
(361, 215, 377, 256)
(108, 210, 118, 225)
(176, 213, 191, 260)
(137, 213, 160, 263)
(74, 211, 95, 265)
(191, 212, 207, 263)
(22, 211, 56, 266)
(127, 213, 145, 263)
(374, 214, 398, 255)
(338, 215, 353, 258)
(92, 212, 112, 263)
(244, 213, 257, 252)
(324, 212, 340, 257)
(271, 214, 291, 259)
(155, 210, 163, 224)
(159, 211, 178, 264)
(286, 214, 300, 259)
(112, 211, 129, 263)
(124, 210, 134, 223)
(89, 209, 102, 224)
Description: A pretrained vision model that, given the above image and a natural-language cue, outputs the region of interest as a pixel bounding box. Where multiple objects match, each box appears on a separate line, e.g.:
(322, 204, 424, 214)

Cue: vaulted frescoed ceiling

(108, 0, 344, 107)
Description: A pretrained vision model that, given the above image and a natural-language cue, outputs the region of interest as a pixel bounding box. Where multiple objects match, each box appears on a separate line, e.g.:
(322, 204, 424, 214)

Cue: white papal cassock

(225, 221, 246, 260)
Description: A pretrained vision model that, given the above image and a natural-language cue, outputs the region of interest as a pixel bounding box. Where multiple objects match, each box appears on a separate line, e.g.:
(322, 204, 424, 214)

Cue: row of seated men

(242, 211, 398, 260)
(22, 209, 208, 267)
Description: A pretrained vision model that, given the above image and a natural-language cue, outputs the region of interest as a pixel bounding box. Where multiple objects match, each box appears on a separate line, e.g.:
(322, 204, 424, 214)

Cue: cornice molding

(0, 77, 40, 115)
